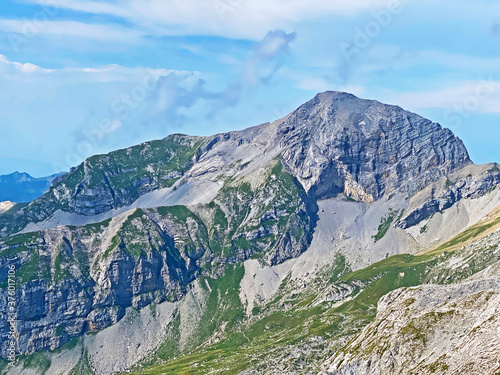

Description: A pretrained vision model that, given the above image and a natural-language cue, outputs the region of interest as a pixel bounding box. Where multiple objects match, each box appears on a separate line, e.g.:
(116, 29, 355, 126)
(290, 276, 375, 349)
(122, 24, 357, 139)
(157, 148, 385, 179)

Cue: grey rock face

(277, 92, 471, 202)
(0, 92, 473, 238)
(322, 229, 500, 375)
(399, 163, 500, 228)
(323, 277, 500, 375)
(0, 163, 315, 358)
(0, 209, 203, 358)
(14, 279, 92, 356)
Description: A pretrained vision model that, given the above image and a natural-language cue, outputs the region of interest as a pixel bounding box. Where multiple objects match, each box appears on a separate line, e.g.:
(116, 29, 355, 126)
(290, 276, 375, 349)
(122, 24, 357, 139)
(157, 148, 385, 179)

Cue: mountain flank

(1, 92, 499, 375)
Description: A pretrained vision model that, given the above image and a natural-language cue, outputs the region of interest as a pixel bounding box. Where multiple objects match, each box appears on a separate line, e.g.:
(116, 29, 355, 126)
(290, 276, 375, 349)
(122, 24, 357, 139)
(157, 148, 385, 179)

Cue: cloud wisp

(140, 30, 297, 127)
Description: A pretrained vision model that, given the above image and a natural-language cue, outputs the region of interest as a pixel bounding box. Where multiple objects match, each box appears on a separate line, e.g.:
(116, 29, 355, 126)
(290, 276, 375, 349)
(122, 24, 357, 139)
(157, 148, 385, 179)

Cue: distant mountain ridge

(0, 171, 63, 203)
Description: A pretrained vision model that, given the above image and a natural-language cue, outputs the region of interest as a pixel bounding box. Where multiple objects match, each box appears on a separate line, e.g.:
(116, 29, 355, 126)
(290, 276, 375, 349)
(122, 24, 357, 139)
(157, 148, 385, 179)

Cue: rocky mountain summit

(1, 92, 499, 375)
(278, 92, 471, 202)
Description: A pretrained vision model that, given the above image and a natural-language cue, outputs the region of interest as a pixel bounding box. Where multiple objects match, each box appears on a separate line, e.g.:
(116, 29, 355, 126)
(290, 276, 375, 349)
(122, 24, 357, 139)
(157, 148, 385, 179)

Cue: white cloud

(388, 80, 500, 114)
(0, 19, 143, 42)
(0, 54, 183, 83)
(0, 27, 298, 174)
(0, 54, 54, 74)
(394, 50, 500, 73)
(21, 0, 410, 40)
(36, 0, 131, 18)
(0, 54, 205, 174)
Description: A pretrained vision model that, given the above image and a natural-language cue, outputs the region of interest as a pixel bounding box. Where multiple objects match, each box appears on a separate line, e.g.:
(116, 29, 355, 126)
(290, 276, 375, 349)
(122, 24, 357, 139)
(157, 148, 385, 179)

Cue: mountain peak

(0, 171, 63, 203)
(315, 90, 359, 101)
(0, 92, 472, 234)
(277, 92, 471, 201)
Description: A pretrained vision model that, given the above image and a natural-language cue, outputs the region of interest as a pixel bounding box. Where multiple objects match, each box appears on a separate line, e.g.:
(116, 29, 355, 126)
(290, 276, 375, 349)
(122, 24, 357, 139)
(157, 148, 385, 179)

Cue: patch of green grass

(56, 325, 67, 336)
(74, 250, 90, 279)
(195, 264, 246, 346)
(373, 209, 402, 243)
(329, 253, 352, 283)
(54, 250, 70, 283)
(2, 232, 41, 248)
(51, 337, 80, 354)
(103, 235, 120, 259)
(0, 232, 42, 260)
(399, 311, 454, 345)
(425, 355, 450, 373)
(16, 251, 51, 284)
(76, 217, 112, 234)
(152, 311, 181, 360)
(403, 297, 416, 307)
(68, 350, 94, 375)
(144, 264, 246, 369)
(0, 202, 29, 216)
(22, 351, 51, 374)
(435, 217, 500, 252)
(157, 205, 195, 222)
(84, 135, 204, 194)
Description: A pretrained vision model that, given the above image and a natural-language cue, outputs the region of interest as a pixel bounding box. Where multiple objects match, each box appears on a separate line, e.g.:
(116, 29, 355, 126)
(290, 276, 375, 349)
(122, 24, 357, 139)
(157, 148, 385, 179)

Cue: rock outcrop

(399, 162, 500, 229)
(322, 229, 500, 375)
(0, 208, 203, 358)
(0, 159, 315, 357)
(277, 92, 471, 202)
(322, 276, 500, 375)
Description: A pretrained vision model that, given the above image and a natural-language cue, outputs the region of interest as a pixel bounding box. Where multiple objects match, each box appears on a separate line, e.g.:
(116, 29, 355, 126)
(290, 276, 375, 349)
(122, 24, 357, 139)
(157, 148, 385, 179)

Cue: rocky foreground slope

(322, 217, 500, 375)
(1, 92, 500, 374)
(324, 276, 500, 375)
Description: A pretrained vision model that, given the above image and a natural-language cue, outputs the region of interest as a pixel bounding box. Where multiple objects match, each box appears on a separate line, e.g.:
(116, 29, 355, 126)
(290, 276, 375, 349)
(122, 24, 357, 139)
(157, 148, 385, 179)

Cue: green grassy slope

(127, 205, 500, 375)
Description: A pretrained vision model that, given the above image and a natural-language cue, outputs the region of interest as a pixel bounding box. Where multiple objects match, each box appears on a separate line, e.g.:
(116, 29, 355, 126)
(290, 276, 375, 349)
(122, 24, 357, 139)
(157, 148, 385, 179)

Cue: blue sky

(0, 0, 499, 176)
